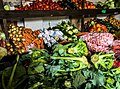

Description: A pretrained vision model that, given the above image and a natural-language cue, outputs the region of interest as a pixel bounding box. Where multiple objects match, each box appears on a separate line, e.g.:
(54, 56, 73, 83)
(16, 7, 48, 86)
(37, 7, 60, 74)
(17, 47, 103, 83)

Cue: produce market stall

(0, 0, 120, 89)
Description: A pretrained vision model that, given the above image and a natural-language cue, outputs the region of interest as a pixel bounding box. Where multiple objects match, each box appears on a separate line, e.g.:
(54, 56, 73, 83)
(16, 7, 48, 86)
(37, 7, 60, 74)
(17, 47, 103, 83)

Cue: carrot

(25, 34, 32, 39)
(26, 39, 32, 43)
(33, 43, 38, 47)
(40, 40, 44, 49)
(21, 28, 44, 50)
(22, 31, 26, 35)
(33, 39, 42, 49)
(32, 38, 39, 43)
(22, 42, 29, 46)
(25, 34, 34, 41)
(37, 44, 41, 49)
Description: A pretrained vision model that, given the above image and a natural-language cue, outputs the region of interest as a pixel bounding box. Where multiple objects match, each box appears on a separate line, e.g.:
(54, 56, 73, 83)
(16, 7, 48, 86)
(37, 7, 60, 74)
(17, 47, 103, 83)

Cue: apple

(91, 21, 95, 25)
(4, 5, 10, 10)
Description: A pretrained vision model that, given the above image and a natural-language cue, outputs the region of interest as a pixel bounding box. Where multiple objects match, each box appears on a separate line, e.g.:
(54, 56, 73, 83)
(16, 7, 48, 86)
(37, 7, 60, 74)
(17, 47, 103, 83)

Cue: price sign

(101, 10, 106, 13)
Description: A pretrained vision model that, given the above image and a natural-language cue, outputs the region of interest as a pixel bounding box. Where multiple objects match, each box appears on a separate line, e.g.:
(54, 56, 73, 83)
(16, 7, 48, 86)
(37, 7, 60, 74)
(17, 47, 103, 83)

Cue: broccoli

(91, 53, 114, 69)
(67, 40, 88, 56)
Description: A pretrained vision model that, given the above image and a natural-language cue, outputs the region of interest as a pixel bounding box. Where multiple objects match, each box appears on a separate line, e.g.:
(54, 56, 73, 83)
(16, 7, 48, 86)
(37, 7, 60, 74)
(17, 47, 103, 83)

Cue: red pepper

(113, 60, 120, 68)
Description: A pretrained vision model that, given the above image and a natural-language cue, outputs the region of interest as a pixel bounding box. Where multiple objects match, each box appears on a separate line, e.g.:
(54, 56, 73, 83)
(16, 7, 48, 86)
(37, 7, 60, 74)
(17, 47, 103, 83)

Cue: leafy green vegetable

(82, 69, 106, 89)
(31, 48, 50, 63)
(49, 40, 90, 77)
(68, 39, 88, 56)
(52, 43, 73, 57)
(1, 55, 28, 89)
(72, 70, 86, 89)
(28, 62, 45, 75)
(91, 53, 114, 69)
(53, 39, 88, 57)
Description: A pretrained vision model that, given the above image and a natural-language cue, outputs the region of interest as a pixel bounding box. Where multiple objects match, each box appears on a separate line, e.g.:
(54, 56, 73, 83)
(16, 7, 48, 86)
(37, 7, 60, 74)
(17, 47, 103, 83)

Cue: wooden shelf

(0, 9, 119, 19)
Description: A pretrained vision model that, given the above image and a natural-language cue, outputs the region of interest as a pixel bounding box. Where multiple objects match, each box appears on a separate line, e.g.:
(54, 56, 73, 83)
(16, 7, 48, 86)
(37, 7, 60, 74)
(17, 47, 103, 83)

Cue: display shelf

(0, 9, 119, 19)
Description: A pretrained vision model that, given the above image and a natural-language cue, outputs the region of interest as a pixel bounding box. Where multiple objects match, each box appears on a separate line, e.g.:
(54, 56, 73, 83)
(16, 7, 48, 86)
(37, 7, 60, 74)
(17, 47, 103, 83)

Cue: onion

(11, 25, 15, 29)
(17, 38, 20, 41)
(10, 48, 13, 52)
(9, 33, 13, 37)
(16, 35, 19, 37)
(13, 37, 17, 41)
(12, 31, 16, 34)
(6, 43, 11, 46)
(16, 45, 20, 48)
(19, 34, 22, 38)
(18, 31, 22, 34)
(21, 49, 25, 53)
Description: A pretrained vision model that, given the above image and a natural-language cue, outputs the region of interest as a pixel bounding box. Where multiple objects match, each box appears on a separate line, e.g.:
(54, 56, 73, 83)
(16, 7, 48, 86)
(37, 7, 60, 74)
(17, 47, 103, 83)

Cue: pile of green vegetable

(1, 19, 120, 89)
(1, 37, 120, 89)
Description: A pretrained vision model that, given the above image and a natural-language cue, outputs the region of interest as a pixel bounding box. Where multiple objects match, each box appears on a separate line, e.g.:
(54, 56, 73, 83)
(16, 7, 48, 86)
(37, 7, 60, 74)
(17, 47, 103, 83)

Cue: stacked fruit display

(89, 23, 108, 32)
(84, 0, 96, 9)
(104, 16, 120, 39)
(15, 0, 66, 10)
(14, 0, 96, 10)
(5, 41, 15, 55)
(8, 24, 26, 54)
(84, 18, 119, 34)
(61, 0, 95, 10)
(84, 18, 108, 32)
(6, 0, 97, 10)
(97, 0, 115, 9)
(4, 0, 120, 10)
(8, 24, 44, 54)
(104, 16, 120, 30)
(83, 17, 120, 57)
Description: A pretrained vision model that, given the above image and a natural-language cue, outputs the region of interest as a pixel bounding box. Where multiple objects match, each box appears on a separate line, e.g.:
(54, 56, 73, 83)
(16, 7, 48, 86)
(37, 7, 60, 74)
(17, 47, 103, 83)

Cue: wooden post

(81, 0, 85, 31)
(0, 0, 4, 10)
(3, 19, 9, 40)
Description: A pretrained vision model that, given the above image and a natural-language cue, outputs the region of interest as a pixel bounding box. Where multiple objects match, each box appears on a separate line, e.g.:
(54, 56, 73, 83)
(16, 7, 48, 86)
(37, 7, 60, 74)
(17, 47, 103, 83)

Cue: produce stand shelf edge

(0, 9, 119, 19)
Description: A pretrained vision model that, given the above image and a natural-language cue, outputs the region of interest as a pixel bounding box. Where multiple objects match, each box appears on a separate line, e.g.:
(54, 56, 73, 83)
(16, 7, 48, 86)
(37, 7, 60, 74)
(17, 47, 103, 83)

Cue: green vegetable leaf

(58, 49, 64, 55)
(85, 83, 92, 89)
(46, 65, 61, 78)
(34, 63, 45, 73)
(72, 70, 86, 89)
(116, 81, 120, 89)
(28, 63, 45, 74)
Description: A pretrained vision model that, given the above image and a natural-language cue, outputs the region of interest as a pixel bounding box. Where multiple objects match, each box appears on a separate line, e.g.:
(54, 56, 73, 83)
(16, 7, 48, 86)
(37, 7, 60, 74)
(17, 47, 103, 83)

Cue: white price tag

(3, 0, 21, 2)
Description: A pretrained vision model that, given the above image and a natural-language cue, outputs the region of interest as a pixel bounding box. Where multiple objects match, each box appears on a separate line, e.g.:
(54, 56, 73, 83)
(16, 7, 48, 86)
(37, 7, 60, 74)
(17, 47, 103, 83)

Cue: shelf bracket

(0, 0, 4, 10)
(2, 19, 9, 40)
